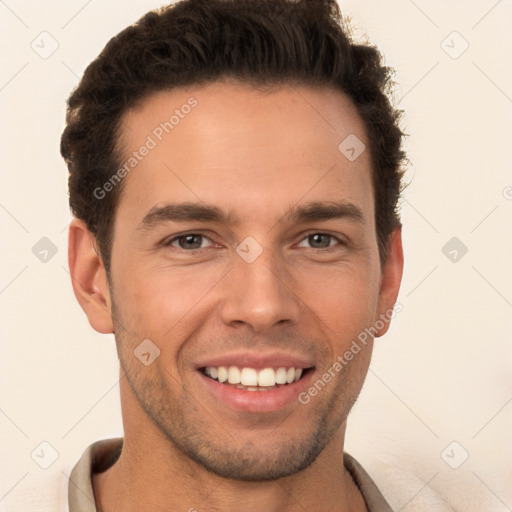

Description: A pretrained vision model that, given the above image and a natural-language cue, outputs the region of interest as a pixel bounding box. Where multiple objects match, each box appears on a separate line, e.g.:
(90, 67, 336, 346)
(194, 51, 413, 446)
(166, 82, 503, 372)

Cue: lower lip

(198, 370, 315, 413)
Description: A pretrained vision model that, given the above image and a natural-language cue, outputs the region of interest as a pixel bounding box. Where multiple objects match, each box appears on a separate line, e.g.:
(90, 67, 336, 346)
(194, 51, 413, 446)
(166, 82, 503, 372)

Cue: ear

(375, 227, 404, 338)
(68, 218, 114, 334)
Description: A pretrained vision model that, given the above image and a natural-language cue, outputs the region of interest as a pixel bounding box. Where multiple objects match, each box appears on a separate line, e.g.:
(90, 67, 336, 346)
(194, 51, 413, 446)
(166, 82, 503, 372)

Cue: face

(73, 81, 402, 481)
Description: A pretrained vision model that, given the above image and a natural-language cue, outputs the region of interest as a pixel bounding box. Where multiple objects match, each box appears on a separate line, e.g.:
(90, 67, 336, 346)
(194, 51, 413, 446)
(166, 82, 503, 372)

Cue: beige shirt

(68, 438, 394, 511)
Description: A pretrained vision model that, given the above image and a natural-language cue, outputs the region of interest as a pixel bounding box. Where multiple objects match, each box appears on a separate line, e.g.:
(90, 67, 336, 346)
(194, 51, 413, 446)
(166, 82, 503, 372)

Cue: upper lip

(195, 351, 315, 370)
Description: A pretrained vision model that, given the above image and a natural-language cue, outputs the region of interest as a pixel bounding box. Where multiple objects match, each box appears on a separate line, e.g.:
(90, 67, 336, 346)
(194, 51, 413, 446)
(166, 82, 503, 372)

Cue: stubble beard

(111, 298, 361, 482)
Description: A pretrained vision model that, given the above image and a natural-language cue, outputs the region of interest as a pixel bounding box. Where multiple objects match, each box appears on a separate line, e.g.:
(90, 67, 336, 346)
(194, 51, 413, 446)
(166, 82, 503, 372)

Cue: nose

(219, 245, 301, 333)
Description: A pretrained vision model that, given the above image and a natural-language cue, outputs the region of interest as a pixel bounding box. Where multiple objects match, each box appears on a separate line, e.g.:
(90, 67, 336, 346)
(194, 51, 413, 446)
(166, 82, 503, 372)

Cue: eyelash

(164, 232, 345, 251)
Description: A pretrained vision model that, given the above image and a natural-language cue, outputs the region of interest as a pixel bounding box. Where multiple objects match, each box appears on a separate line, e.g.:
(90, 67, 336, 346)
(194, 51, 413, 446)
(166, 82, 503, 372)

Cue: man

(62, 0, 404, 510)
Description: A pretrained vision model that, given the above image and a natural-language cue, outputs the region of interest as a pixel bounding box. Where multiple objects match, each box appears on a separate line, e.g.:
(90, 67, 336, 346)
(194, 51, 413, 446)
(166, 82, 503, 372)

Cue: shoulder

(347, 454, 455, 512)
(1, 438, 122, 512)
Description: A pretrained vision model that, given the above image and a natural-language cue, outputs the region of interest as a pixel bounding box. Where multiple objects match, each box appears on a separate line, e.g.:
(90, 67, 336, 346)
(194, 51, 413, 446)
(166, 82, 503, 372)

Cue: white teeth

(227, 366, 241, 384)
(204, 365, 307, 388)
(258, 368, 276, 387)
(240, 368, 258, 386)
(217, 366, 228, 383)
(275, 367, 287, 384)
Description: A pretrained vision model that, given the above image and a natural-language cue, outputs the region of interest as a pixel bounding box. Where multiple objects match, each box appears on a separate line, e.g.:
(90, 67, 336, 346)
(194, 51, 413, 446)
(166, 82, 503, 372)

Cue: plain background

(0, 0, 511, 510)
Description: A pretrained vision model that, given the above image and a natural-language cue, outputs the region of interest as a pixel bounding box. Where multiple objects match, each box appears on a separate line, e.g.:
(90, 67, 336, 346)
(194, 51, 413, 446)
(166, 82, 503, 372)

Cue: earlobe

(375, 227, 404, 338)
(68, 218, 114, 334)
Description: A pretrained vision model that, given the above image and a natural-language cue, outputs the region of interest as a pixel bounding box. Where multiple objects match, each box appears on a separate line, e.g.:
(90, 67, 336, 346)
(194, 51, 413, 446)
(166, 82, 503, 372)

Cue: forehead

(116, 81, 374, 227)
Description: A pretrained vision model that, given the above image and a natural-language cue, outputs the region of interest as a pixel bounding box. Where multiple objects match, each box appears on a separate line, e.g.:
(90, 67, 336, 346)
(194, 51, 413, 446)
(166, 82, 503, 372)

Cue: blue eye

(298, 233, 339, 249)
(168, 234, 212, 250)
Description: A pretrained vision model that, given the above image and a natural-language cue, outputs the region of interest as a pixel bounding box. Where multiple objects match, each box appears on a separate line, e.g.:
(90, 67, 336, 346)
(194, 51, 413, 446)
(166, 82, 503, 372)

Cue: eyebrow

(137, 200, 364, 231)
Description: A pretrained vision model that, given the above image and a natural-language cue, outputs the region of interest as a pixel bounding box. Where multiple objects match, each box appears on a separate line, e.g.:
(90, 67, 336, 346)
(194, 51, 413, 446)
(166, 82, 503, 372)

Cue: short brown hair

(61, 0, 405, 274)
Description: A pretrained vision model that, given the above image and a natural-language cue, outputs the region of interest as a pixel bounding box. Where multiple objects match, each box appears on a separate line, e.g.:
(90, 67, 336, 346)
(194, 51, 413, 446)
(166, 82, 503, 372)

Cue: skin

(69, 80, 403, 512)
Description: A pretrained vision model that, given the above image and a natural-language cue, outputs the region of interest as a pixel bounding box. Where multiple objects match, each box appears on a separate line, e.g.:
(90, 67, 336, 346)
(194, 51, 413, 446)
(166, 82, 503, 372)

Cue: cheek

(296, 262, 381, 334)
(112, 258, 228, 337)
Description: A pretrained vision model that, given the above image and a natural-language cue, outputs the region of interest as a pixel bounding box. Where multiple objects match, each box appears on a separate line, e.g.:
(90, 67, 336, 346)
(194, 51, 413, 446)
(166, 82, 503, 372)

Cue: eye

(297, 233, 341, 249)
(167, 234, 214, 250)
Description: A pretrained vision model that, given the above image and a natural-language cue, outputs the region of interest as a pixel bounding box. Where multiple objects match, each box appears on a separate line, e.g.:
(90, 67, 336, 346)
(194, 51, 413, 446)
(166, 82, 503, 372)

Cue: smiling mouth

(200, 365, 313, 391)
